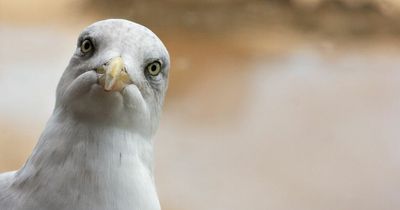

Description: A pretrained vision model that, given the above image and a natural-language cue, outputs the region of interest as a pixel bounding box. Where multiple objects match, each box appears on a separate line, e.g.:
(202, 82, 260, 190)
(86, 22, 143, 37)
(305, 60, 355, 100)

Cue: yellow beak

(96, 57, 131, 91)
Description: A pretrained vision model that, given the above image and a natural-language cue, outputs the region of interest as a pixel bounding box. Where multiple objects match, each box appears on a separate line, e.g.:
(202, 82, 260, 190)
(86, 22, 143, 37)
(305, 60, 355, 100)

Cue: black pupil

(151, 64, 158, 72)
(83, 41, 90, 50)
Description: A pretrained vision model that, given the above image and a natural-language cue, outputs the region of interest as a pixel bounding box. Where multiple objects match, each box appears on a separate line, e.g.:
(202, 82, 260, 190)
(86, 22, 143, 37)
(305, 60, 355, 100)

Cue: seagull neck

(13, 110, 160, 209)
(16, 109, 156, 193)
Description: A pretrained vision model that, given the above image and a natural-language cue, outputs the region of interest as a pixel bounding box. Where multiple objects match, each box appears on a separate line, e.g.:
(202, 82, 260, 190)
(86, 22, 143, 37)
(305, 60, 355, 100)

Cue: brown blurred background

(1, 0, 400, 210)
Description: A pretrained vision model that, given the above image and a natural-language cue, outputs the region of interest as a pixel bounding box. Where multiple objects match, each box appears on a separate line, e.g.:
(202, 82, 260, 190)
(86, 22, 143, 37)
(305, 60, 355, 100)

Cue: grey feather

(0, 19, 170, 210)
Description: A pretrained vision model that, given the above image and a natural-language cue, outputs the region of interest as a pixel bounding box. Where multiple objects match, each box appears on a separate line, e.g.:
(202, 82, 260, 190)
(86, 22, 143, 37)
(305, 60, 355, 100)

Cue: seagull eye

(80, 39, 93, 54)
(146, 61, 162, 76)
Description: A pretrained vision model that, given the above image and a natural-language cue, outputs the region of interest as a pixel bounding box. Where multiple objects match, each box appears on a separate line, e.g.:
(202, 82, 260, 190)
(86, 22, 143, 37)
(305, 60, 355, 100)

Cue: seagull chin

(0, 19, 170, 210)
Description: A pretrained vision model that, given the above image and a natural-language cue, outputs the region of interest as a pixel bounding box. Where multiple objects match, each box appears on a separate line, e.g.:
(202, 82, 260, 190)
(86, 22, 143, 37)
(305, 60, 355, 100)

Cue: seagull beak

(96, 57, 132, 92)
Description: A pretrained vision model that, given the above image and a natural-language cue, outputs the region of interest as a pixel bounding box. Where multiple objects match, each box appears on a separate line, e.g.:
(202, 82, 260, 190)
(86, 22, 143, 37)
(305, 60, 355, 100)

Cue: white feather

(0, 19, 169, 210)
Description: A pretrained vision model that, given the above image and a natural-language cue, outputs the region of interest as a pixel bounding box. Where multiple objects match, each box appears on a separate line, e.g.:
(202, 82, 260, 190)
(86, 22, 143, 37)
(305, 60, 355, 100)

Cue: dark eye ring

(146, 61, 162, 76)
(80, 39, 93, 54)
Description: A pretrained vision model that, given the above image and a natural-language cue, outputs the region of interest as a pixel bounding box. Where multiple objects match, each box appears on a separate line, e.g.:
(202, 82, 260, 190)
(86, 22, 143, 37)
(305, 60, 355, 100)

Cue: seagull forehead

(83, 20, 165, 50)
(77, 19, 169, 70)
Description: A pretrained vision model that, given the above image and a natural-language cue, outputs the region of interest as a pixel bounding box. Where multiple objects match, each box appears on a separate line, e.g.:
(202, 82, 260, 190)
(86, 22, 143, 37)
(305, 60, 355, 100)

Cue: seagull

(0, 19, 170, 210)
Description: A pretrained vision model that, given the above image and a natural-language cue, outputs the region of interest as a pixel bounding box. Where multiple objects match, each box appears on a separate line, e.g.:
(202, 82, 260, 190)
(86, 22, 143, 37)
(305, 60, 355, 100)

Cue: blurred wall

(1, 1, 400, 210)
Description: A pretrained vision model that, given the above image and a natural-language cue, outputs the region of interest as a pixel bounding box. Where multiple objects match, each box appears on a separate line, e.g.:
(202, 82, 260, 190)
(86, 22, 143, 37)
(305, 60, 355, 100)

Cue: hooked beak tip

(96, 57, 131, 92)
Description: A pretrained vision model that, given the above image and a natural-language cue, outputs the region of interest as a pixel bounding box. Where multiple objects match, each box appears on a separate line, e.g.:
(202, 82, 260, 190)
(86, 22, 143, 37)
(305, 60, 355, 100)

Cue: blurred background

(1, 0, 400, 209)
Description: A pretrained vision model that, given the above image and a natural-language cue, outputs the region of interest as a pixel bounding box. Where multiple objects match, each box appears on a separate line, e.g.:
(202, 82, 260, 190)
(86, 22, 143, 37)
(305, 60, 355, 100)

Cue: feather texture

(0, 19, 169, 210)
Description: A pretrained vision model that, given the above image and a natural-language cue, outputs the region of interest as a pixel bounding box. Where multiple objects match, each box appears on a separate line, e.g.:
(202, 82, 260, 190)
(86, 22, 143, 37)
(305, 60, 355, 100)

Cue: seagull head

(56, 19, 170, 136)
